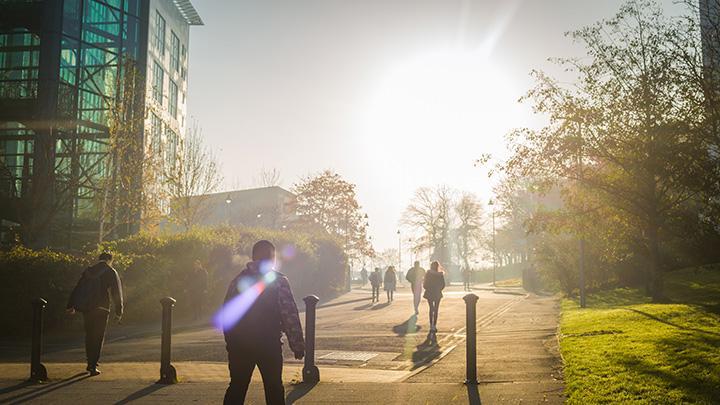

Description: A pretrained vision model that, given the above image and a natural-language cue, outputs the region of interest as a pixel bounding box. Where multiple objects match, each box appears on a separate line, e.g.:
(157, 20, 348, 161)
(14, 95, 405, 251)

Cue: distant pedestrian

(405, 261, 426, 315)
(189, 259, 209, 320)
(462, 267, 472, 292)
(423, 261, 446, 337)
(369, 267, 382, 303)
(360, 267, 368, 287)
(222, 240, 304, 405)
(66, 252, 123, 376)
(384, 266, 397, 302)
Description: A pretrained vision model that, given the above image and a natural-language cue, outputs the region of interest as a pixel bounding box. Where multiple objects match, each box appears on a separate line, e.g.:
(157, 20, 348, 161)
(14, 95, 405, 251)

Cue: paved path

(0, 284, 564, 404)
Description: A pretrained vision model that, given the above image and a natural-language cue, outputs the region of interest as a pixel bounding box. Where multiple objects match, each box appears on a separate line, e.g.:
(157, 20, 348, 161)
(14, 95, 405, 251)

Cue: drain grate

(318, 351, 379, 362)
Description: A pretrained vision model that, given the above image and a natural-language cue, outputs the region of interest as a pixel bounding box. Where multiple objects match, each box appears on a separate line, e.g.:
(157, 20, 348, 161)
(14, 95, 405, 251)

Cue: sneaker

(87, 366, 101, 376)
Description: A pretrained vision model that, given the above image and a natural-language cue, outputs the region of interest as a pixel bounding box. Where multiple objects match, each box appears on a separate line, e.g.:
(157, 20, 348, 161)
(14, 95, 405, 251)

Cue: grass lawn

(560, 267, 720, 404)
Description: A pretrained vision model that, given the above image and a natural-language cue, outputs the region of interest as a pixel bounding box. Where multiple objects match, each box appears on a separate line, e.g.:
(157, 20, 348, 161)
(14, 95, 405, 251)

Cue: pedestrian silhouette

(66, 252, 123, 376)
(369, 267, 382, 303)
(222, 240, 305, 405)
(406, 261, 426, 315)
(384, 266, 397, 302)
(360, 267, 368, 287)
(423, 261, 446, 342)
(462, 267, 471, 292)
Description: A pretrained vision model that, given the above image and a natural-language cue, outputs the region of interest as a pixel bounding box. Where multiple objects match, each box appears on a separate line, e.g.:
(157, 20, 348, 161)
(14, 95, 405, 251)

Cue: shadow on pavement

(353, 303, 374, 310)
(286, 381, 317, 404)
(2, 372, 90, 404)
(392, 315, 422, 336)
(371, 302, 391, 310)
(410, 335, 441, 370)
(467, 383, 482, 405)
(114, 383, 167, 404)
(0, 381, 32, 395)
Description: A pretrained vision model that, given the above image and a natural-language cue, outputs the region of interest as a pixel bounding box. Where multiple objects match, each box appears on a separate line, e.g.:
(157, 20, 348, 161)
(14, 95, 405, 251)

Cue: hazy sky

(187, 0, 686, 253)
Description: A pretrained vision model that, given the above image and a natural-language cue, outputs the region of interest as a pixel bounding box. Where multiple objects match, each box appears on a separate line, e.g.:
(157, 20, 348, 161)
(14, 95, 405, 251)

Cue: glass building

(0, 0, 201, 247)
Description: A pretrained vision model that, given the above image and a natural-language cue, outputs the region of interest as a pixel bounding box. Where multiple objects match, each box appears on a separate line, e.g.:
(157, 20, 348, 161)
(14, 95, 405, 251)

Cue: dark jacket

(67, 261, 123, 316)
(423, 271, 446, 301)
(223, 261, 305, 354)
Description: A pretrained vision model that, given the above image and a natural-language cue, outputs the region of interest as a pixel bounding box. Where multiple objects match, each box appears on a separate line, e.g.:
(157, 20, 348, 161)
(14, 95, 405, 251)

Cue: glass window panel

(170, 32, 179, 72)
(169, 80, 177, 118)
(155, 11, 165, 55)
(152, 61, 163, 104)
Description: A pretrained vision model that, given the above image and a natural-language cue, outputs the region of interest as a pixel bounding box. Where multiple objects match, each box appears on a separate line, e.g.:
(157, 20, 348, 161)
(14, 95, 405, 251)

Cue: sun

(359, 49, 518, 162)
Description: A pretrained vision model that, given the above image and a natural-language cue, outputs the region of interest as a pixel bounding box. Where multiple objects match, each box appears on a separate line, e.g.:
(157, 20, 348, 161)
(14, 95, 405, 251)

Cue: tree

(454, 193, 485, 271)
(293, 170, 372, 257)
(165, 124, 223, 230)
(503, 0, 717, 300)
(254, 167, 282, 188)
(401, 186, 454, 265)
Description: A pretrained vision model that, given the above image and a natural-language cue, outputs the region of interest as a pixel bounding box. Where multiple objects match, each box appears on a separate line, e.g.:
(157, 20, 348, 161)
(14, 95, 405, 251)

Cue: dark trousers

(224, 344, 284, 405)
(371, 285, 380, 302)
(427, 298, 441, 327)
(82, 309, 109, 367)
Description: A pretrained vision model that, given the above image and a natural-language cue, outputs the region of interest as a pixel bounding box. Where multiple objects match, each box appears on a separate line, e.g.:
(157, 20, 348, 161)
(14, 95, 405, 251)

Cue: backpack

(73, 267, 107, 312)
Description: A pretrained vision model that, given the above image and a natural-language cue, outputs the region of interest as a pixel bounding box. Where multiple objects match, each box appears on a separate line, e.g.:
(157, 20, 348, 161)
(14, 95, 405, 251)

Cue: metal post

(302, 295, 320, 383)
(29, 298, 48, 382)
(463, 294, 479, 385)
(157, 297, 178, 384)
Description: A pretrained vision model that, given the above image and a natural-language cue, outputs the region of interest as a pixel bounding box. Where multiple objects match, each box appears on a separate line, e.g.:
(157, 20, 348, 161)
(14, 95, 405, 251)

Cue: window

(152, 61, 163, 104)
(170, 32, 180, 72)
(169, 80, 178, 119)
(165, 129, 178, 168)
(155, 11, 165, 55)
(150, 113, 162, 155)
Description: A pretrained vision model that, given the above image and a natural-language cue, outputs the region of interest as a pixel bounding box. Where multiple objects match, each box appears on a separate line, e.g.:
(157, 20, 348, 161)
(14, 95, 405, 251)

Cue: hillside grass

(560, 267, 720, 404)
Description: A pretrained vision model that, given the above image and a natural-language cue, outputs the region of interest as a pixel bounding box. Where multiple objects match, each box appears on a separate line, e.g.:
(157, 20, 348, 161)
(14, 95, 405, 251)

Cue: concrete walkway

(0, 290, 564, 404)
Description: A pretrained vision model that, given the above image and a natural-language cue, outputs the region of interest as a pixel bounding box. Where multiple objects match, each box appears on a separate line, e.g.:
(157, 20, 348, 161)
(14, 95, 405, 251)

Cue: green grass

(560, 267, 720, 404)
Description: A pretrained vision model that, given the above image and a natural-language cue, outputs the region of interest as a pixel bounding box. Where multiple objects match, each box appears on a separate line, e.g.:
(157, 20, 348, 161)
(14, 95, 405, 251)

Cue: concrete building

(0, 0, 202, 247)
(170, 186, 299, 231)
(701, 0, 720, 72)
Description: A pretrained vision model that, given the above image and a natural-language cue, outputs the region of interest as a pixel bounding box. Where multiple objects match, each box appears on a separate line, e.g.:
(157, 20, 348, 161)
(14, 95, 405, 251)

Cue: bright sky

(187, 0, 686, 252)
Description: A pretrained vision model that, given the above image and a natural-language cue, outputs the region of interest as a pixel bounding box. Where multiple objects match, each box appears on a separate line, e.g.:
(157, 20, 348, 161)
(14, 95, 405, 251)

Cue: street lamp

(489, 198, 496, 287)
(397, 230, 402, 271)
(225, 194, 232, 224)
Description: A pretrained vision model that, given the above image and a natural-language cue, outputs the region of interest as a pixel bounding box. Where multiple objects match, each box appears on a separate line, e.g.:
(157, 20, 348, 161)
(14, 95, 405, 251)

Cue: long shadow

(286, 381, 318, 404)
(114, 384, 167, 404)
(625, 308, 720, 337)
(353, 303, 374, 311)
(0, 381, 32, 395)
(410, 334, 441, 370)
(392, 315, 422, 336)
(466, 383, 482, 405)
(371, 302, 391, 311)
(3, 372, 90, 404)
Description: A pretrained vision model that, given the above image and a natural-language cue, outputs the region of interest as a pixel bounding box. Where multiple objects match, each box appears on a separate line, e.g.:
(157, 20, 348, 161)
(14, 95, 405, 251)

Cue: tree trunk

(648, 219, 663, 302)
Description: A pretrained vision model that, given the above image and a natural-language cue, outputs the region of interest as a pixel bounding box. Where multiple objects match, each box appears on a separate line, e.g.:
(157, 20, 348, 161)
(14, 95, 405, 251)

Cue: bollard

(29, 298, 48, 382)
(302, 295, 320, 384)
(157, 297, 178, 384)
(463, 293, 479, 385)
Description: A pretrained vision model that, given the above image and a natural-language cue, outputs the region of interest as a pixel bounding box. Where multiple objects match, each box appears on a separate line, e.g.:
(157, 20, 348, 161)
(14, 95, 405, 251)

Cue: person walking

(222, 240, 305, 405)
(423, 261, 446, 339)
(384, 266, 397, 302)
(66, 252, 123, 376)
(369, 267, 382, 303)
(462, 267, 471, 292)
(405, 261, 426, 314)
(360, 267, 368, 287)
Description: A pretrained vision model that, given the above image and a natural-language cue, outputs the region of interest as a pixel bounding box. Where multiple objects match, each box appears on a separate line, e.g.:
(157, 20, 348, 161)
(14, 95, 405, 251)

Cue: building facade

(0, 0, 201, 247)
(701, 0, 720, 71)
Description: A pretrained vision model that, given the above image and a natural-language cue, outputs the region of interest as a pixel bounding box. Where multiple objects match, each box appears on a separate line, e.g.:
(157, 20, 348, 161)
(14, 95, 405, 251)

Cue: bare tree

(165, 124, 223, 230)
(455, 193, 485, 270)
(401, 186, 454, 265)
(254, 167, 282, 188)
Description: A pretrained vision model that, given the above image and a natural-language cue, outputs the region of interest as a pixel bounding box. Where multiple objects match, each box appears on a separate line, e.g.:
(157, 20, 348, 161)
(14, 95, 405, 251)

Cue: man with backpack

(66, 252, 123, 375)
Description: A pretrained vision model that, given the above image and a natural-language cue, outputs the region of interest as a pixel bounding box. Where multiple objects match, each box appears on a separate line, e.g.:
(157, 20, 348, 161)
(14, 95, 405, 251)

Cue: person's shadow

(1, 373, 90, 403)
(392, 315, 422, 336)
(286, 381, 317, 404)
(411, 333, 441, 369)
(114, 384, 167, 404)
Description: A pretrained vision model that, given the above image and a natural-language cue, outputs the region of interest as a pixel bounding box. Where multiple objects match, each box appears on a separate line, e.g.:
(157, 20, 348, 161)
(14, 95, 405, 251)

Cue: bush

(0, 227, 346, 337)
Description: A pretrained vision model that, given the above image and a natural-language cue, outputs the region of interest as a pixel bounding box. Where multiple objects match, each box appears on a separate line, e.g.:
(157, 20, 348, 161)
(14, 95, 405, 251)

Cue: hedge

(0, 226, 346, 337)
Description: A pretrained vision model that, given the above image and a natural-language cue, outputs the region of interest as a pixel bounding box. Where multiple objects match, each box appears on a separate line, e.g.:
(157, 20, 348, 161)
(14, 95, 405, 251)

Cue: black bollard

(29, 298, 48, 382)
(157, 297, 178, 384)
(463, 293, 479, 385)
(302, 295, 320, 384)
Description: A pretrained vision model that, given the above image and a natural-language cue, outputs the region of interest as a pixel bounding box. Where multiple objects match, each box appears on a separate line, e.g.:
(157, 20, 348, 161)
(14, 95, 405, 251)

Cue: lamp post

(397, 230, 402, 270)
(489, 198, 496, 287)
(225, 194, 232, 225)
(407, 238, 413, 265)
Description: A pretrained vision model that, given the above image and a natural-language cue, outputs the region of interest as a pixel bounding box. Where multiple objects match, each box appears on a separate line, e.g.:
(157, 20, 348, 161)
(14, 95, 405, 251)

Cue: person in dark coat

(423, 261, 446, 336)
(66, 252, 123, 375)
(384, 266, 397, 302)
(369, 267, 382, 303)
(221, 240, 305, 405)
